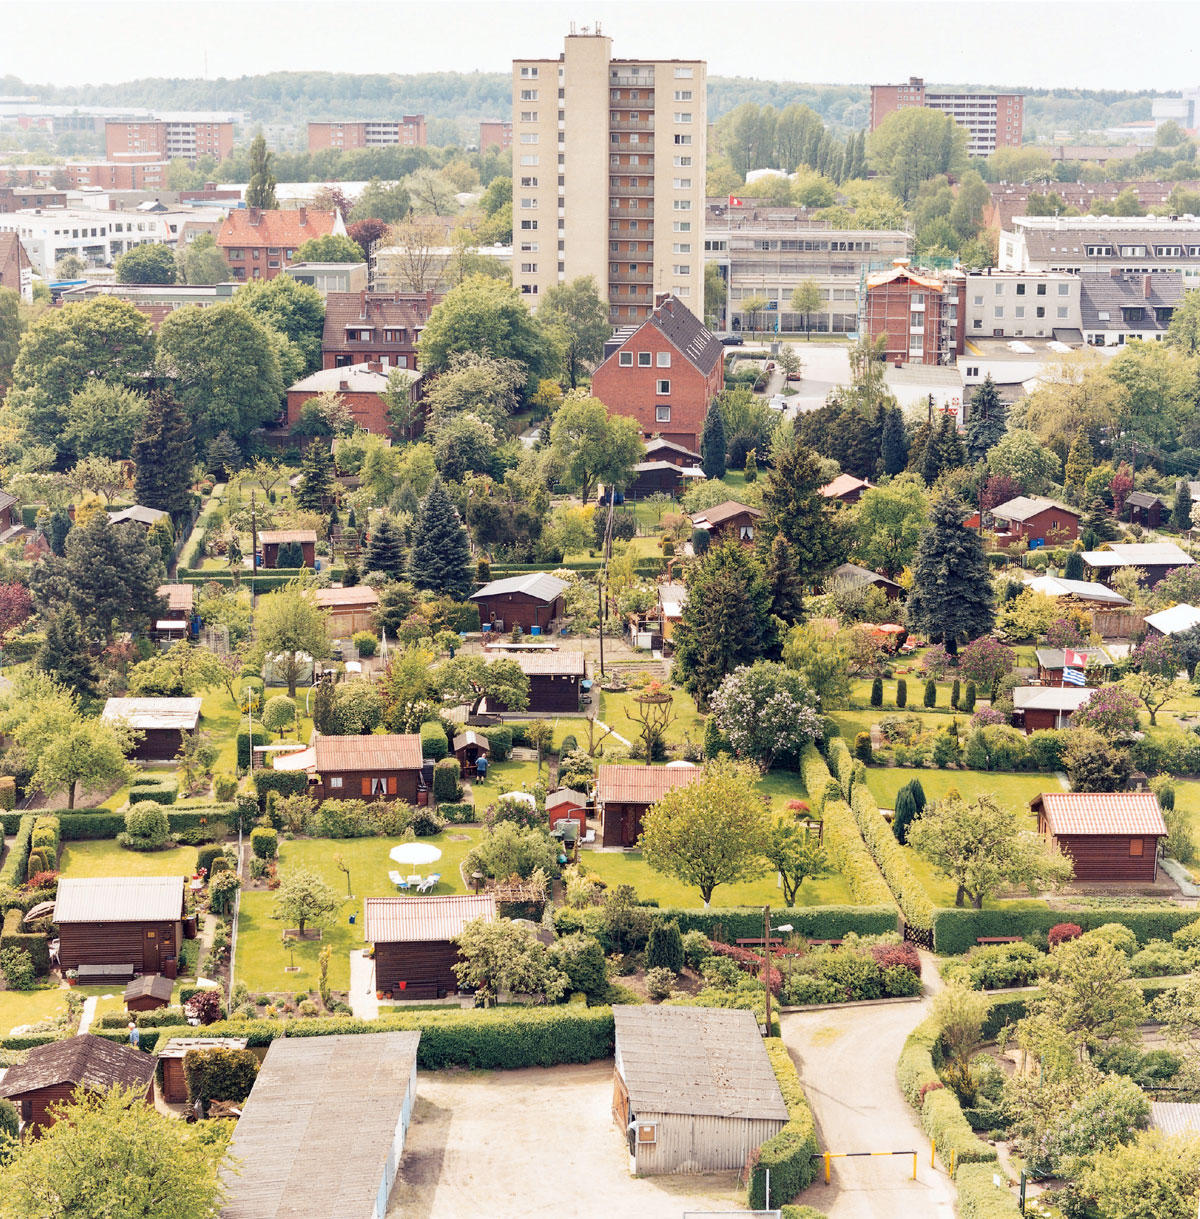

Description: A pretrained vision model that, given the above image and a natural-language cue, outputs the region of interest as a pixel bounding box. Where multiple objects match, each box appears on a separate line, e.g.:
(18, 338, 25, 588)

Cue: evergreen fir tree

(1064, 550, 1085, 580)
(700, 397, 727, 480)
(133, 392, 193, 515)
(964, 375, 1006, 462)
(1172, 479, 1193, 531)
(296, 440, 334, 511)
(906, 494, 995, 655)
(37, 606, 99, 697)
(880, 405, 908, 476)
(924, 678, 937, 707)
(204, 430, 241, 479)
(896, 678, 907, 708)
(1063, 429, 1094, 505)
(312, 676, 337, 735)
(892, 785, 917, 844)
(342, 553, 359, 587)
(870, 676, 883, 707)
(409, 479, 472, 599)
(363, 513, 405, 578)
(963, 681, 976, 712)
(476, 557, 491, 583)
(1082, 497, 1119, 543)
(760, 443, 842, 582)
(951, 678, 960, 709)
(764, 534, 805, 626)
(46, 508, 72, 556)
(245, 134, 277, 209)
(646, 920, 684, 973)
(928, 412, 966, 481)
(907, 777, 927, 815)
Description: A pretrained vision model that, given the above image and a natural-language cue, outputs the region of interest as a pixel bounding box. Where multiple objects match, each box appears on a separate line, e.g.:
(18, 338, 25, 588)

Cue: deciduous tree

(273, 867, 339, 936)
(245, 132, 277, 208)
(537, 275, 610, 388)
(234, 275, 326, 373)
(763, 817, 828, 904)
(434, 654, 528, 717)
(114, 243, 177, 285)
(255, 580, 331, 697)
(709, 661, 822, 769)
(548, 391, 643, 503)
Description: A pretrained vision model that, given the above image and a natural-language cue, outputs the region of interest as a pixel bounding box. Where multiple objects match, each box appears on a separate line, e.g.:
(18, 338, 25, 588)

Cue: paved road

(778, 962, 956, 1219)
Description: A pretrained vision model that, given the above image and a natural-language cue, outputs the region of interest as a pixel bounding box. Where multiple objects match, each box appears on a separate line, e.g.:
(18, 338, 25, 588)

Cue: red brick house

(689, 500, 763, 545)
(286, 362, 406, 437)
(1032, 791, 1167, 882)
(321, 290, 440, 372)
(989, 495, 1080, 546)
(863, 260, 965, 367)
(590, 294, 724, 451)
(0, 232, 33, 302)
(216, 207, 345, 282)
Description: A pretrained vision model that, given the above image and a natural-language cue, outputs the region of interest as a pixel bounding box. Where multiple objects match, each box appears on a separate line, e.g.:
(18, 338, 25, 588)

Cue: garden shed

(828, 562, 905, 601)
(487, 650, 586, 714)
(472, 571, 568, 634)
(451, 729, 489, 776)
(54, 875, 186, 977)
(221, 1032, 419, 1219)
(312, 732, 423, 803)
(0, 1033, 155, 1133)
(689, 500, 762, 545)
(260, 528, 317, 569)
(157, 1036, 249, 1104)
(1145, 603, 1200, 638)
(1032, 791, 1167, 882)
(1012, 686, 1095, 732)
(1034, 646, 1112, 687)
(989, 495, 1079, 544)
(364, 894, 496, 999)
(101, 696, 202, 760)
(1125, 491, 1169, 529)
(546, 787, 588, 835)
(313, 584, 379, 633)
(123, 973, 174, 1012)
(1083, 541, 1195, 588)
(611, 1005, 788, 1175)
(598, 763, 702, 848)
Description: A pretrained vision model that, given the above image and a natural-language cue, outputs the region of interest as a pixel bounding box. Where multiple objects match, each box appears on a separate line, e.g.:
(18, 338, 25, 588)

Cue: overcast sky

(1, 0, 1197, 92)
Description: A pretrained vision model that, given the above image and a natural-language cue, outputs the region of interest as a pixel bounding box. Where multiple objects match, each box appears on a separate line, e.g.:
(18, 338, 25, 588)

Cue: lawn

(234, 828, 482, 994)
(863, 768, 1054, 820)
(58, 839, 199, 878)
(0, 987, 76, 1036)
(599, 685, 706, 749)
(899, 848, 1047, 911)
(472, 757, 544, 814)
(828, 708, 960, 741)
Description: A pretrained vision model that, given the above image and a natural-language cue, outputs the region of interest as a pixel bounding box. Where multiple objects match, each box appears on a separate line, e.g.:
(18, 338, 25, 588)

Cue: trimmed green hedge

(420, 721, 449, 760)
(748, 1038, 820, 1208)
(0, 815, 34, 887)
(932, 905, 1200, 955)
(1, 906, 50, 974)
(438, 802, 477, 824)
(648, 906, 898, 941)
(128, 775, 178, 805)
(252, 770, 309, 803)
(53, 806, 234, 842)
(237, 728, 268, 769)
(848, 784, 935, 933)
(955, 1163, 1023, 1218)
(476, 725, 512, 760)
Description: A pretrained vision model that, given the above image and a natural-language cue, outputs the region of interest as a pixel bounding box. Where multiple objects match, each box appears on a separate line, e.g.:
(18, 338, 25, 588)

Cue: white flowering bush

(710, 662, 823, 770)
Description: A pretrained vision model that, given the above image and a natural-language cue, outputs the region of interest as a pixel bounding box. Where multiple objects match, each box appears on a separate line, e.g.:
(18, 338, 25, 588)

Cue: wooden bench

(976, 937, 1022, 946)
(807, 938, 844, 947)
(76, 964, 136, 983)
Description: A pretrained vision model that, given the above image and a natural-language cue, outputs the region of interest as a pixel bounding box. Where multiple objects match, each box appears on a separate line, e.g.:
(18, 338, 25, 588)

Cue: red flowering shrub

(918, 1080, 945, 1106)
(185, 990, 224, 1025)
(869, 942, 922, 978)
(1048, 922, 1082, 948)
(708, 940, 781, 994)
(24, 871, 59, 892)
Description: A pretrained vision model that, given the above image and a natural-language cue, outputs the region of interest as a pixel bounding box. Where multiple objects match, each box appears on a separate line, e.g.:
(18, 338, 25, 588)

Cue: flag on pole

(1062, 667, 1086, 687)
(728, 194, 744, 207)
(1064, 648, 1088, 669)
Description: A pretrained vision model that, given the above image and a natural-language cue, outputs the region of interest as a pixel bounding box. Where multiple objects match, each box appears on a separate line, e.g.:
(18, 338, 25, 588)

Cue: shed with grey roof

(1083, 541, 1195, 587)
(102, 695, 203, 759)
(472, 571, 568, 634)
(612, 1005, 788, 1174)
(221, 1032, 419, 1219)
(55, 875, 186, 977)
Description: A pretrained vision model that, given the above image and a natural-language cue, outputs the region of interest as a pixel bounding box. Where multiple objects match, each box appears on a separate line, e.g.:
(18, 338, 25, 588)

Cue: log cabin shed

(1034, 646, 1112, 687)
(259, 528, 317, 569)
(123, 973, 175, 1012)
(54, 875, 186, 976)
(598, 763, 702, 848)
(313, 584, 380, 633)
(364, 894, 496, 999)
(488, 650, 586, 714)
(312, 733, 424, 803)
(157, 1036, 249, 1105)
(1032, 791, 1167, 882)
(611, 1005, 788, 1175)
(828, 561, 905, 602)
(1125, 490, 1169, 529)
(451, 729, 489, 776)
(821, 473, 875, 505)
(0, 1033, 155, 1134)
(689, 500, 763, 545)
(1012, 686, 1096, 733)
(989, 495, 1080, 545)
(101, 696, 202, 760)
(1083, 542, 1195, 588)
(221, 1031, 419, 1219)
(472, 571, 568, 634)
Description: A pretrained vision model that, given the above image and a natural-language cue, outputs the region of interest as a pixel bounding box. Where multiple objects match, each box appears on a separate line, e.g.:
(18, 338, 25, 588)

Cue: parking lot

(388, 1061, 747, 1218)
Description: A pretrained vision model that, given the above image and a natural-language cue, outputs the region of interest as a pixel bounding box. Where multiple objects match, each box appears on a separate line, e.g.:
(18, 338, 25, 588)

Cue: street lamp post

(762, 905, 793, 1036)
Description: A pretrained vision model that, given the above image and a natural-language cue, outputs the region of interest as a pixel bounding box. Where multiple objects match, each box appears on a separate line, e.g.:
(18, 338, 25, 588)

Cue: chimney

(655, 291, 671, 311)
(367, 360, 382, 374)
(359, 289, 367, 320)
(248, 207, 261, 226)
(339, 380, 350, 392)
(298, 205, 307, 226)
(1143, 274, 1152, 298)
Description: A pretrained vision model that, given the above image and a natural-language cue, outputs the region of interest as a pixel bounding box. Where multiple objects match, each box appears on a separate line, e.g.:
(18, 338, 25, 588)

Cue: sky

(1, 0, 1198, 92)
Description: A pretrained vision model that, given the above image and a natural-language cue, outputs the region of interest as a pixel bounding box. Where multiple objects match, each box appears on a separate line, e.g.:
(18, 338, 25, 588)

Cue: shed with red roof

(1031, 791, 1167, 882)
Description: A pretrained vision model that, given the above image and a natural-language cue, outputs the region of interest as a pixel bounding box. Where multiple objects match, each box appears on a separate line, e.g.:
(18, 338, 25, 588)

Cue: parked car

(786, 370, 803, 382)
(720, 333, 744, 346)
(768, 394, 788, 411)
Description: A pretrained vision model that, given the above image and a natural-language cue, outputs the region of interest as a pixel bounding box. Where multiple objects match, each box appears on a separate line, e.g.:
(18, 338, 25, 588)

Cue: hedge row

(176, 568, 346, 588)
(52, 806, 236, 842)
(932, 905, 1200, 955)
(252, 771, 309, 802)
(955, 1163, 1024, 1219)
(848, 784, 936, 933)
(1, 906, 51, 974)
(437, 802, 477, 824)
(748, 1038, 820, 1208)
(237, 729, 268, 770)
(648, 906, 898, 941)
(91, 1004, 617, 1069)
(799, 745, 894, 909)
(0, 815, 34, 887)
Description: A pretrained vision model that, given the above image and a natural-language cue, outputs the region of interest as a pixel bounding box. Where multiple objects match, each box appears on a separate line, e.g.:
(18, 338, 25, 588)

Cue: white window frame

(655, 405, 671, 422)
(618, 352, 633, 366)
(638, 351, 652, 367)
(656, 379, 670, 395)
(657, 352, 671, 367)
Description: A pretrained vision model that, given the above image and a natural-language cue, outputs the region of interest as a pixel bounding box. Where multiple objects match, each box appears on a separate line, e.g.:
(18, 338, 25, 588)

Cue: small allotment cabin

(154, 582, 196, 643)
(612, 1006, 788, 1175)
(989, 495, 1080, 545)
(1125, 490, 1170, 529)
(1032, 791, 1167, 883)
(312, 733, 423, 803)
(259, 528, 317, 569)
(547, 787, 589, 835)
(1145, 603, 1200, 639)
(124, 973, 174, 1012)
(643, 437, 702, 467)
(821, 473, 874, 505)
(365, 894, 496, 999)
(689, 500, 763, 545)
(472, 571, 567, 634)
(488, 651, 586, 714)
(222, 1032, 419, 1219)
(0, 1033, 155, 1134)
(314, 584, 380, 634)
(157, 1036, 249, 1104)
(1024, 575, 1131, 608)
(451, 729, 489, 777)
(1034, 646, 1112, 688)
(828, 561, 905, 602)
(55, 875, 185, 977)
(101, 696, 202, 760)
(1012, 686, 1095, 733)
(598, 763, 702, 848)
(625, 459, 704, 500)
(1084, 541, 1196, 589)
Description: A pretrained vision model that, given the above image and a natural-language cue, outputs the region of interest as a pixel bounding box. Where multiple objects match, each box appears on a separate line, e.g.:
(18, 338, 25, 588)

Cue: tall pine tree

(1172, 478, 1193, 532)
(1082, 497, 1120, 542)
(760, 443, 842, 582)
(409, 479, 472, 599)
(132, 392, 193, 514)
(1063, 429, 1094, 505)
(700, 397, 727, 480)
(921, 413, 966, 485)
(296, 440, 334, 511)
(880, 405, 908, 476)
(363, 513, 405, 578)
(764, 534, 805, 625)
(964, 375, 1006, 463)
(245, 134, 277, 209)
(905, 494, 995, 655)
(37, 606, 100, 697)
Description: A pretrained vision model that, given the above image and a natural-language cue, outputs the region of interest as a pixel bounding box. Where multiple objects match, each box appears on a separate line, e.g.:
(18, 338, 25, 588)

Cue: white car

(768, 394, 788, 411)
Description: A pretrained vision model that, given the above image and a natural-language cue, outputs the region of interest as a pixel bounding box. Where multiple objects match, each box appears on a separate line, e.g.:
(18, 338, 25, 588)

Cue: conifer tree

(964, 375, 1006, 462)
(132, 392, 194, 514)
(1172, 479, 1193, 531)
(296, 440, 334, 511)
(922, 412, 966, 485)
(880, 405, 908, 476)
(906, 494, 995, 655)
(204, 430, 240, 479)
(760, 443, 842, 582)
(1064, 550, 1085, 580)
(363, 513, 405, 579)
(1063, 429, 1094, 505)
(342, 553, 359, 587)
(892, 784, 917, 844)
(700, 397, 727, 480)
(765, 534, 806, 626)
(312, 676, 337, 735)
(409, 479, 472, 599)
(1082, 497, 1119, 543)
(744, 449, 758, 482)
(37, 606, 100, 697)
(245, 134, 277, 209)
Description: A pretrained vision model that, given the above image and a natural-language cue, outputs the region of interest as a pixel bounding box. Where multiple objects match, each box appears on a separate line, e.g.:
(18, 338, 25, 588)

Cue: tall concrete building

(512, 30, 706, 324)
(307, 118, 426, 151)
(870, 78, 1023, 157)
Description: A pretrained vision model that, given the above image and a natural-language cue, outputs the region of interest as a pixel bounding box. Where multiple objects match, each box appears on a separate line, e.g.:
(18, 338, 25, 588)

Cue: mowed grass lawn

(0, 987, 76, 1036)
(235, 829, 482, 995)
(863, 768, 1053, 821)
(58, 839, 199, 878)
(599, 686, 706, 748)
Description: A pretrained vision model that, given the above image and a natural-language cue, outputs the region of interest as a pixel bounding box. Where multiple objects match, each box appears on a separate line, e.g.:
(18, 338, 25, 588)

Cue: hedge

(49, 806, 234, 842)
(438, 802, 477, 824)
(1, 906, 50, 974)
(955, 1163, 1023, 1218)
(848, 784, 935, 933)
(237, 728, 268, 770)
(932, 904, 1200, 955)
(646, 906, 898, 941)
(476, 725, 512, 760)
(94, 1004, 616, 1068)
(981, 979, 1180, 1042)
(826, 736, 856, 798)
(176, 567, 348, 589)
(0, 815, 34, 887)
(127, 775, 178, 806)
(748, 1038, 820, 1208)
(420, 721, 449, 760)
(252, 770, 310, 803)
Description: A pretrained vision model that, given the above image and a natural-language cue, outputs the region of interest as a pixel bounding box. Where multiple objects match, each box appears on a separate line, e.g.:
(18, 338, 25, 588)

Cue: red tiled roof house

(1032, 791, 1167, 883)
(216, 206, 345, 282)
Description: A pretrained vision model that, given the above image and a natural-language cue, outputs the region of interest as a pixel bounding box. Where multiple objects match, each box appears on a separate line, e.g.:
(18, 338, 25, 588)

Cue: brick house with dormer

(590, 294, 724, 451)
(320, 290, 441, 372)
(216, 206, 345, 281)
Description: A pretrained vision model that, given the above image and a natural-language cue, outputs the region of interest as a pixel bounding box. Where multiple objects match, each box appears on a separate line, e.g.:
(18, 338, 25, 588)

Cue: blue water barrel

(531, 626, 541, 636)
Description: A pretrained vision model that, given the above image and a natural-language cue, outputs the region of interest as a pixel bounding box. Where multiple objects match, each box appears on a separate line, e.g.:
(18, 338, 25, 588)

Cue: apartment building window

(994, 283, 1004, 295)
(656, 379, 670, 394)
(674, 67, 694, 78)
(520, 199, 538, 209)
(519, 134, 538, 144)
(520, 241, 539, 252)
(673, 199, 692, 210)
(520, 220, 538, 230)
(673, 178, 691, 189)
(268, 259, 279, 269)
(672, 243, 691, 253)
(520, 67, 539, 77)
(520, 177, 538, 187)
(1157, 245, 1182, 257)
(1057, 306, 1069, 319)
(1014, 306, 1025, 319)
(657, 352, 671, 367)
(520, 263, 537, 273)
(994, 307, 1004, 318)
(972, 294, 983, 305)
(520, 111, 538, 122)
(619, 351, 633, 366)
(519, 155, 539, 166)
(673, 156, 692, 167)
(674, 134, 692, 145)
(674, 90, 693, 101)
(674, 112, 692, 122)
(1086, 245, 1113, 257)
(1016, 282, 1025, 295)
(1037, 283, 1047, 295)
(673, 264, 690, 275)
(673, 222, 691, 232)
(656, 405, 671, 422)
(520, 89, 538, 100)
(1058, 282, 1070, 295)
(677, 286, 691, 299)
(638, 352, 652, 367)
(910, 312, 924, 327)
(1036, 306, 1045, 318)
(520, 284, 538, 294)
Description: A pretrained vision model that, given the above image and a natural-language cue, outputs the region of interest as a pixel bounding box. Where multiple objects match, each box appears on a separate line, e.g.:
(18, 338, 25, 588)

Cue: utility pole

(598, 493, 617, 678)
(763, 904, 772, 1036)
(249, 489, 258, 608)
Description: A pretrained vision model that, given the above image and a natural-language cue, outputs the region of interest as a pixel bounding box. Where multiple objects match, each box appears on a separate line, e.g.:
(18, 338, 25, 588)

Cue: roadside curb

(779, 994, 924, 1013)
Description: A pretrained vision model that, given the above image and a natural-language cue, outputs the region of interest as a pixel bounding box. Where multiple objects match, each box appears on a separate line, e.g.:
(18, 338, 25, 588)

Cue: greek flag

(1062, 667, 1086, 687)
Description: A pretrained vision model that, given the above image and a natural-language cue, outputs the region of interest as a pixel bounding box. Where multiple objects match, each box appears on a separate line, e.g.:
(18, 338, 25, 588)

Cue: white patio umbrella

(389, 842, 443, 867)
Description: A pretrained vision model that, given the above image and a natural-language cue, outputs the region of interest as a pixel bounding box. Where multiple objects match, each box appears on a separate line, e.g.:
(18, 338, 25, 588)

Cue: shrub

(870, 677, 883, 707)
(251, 770, 309, 804)
(548, 934, 607, 1000)
(410, 806, 445, 836)
(196, 845, 226, 876)
(119, 801, 171, 850)
(438, 801, 476, 824)
(854, 731, 872, 763)
(951, 679, 960, 709)
(185, 990, 226, 1026)
(1048, 922, 1082, 948)
(747, 1039, 820, 1207)
(869, 942, 922, 978)
(0, 908, 49, 975)
(0, 777, 14, 812)
(681, 929, 711, 968)
(477, 725, 512, 760)
(183, 1045, 259, 1105)
(0, 816, 33, 888)
(646, 920, 684, 974)
(209, 871, 240, 916)
(0, 946, 34, 990)
(433, 758, 461, 804)
(250, 827, 278, 860)
(1130, 942, 1189, 977)
(213, 775, 238, 803)
(420, 721, 448, 760)
(923, 678, 937, 708)
(236, 728, 268, 769)
(1027, 730, 1067, 772)
(933, 906, 1200, 956)
(645, 967, 675, 1000)
(848, 781, 934, 933)
(962, 681, 976, 713)
(1084, 922, 1138, 957)
(896, 678, 907, 708)
(352, 630, 378, 658)
(941, 942, 1044, 990)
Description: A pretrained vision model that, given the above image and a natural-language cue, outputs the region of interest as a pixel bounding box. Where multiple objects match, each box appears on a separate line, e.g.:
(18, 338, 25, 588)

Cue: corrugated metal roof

(221, 1033, 420, 1219)
(363, 894, 496, 943)
(1032, 791, 1167, 837)
(157, 1036, 248, 1061)
(101, 696, 202, 731)
(472, 572, 569, 603)
(1151, 1102, 1200, 1136)
(829, 563, 902, 592)
(1026, 576, 1130, 605)
(546, 788, 587, 810)
(504, 651, 586, 677)
(314, 585, 380, 607)
(313, 733, 422, 771)
(1084, 542, 1195, 567)
(124, 974, 175, 1002)
(1145, 603, 1200, 636)
(597, 763, 701, 805)
(109, 505, 168, 527)
(613, 1006, 788, 1121)
(55, 875, 185, 924)
(1013, 686, 1096, 712)
(157, 583, 194, 612)
(645, 437, 701, 460)
(259, 529, 318, 544)
(0, 1034, 155, 1098)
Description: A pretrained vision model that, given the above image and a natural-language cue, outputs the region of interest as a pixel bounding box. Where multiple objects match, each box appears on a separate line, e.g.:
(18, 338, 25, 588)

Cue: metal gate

(901, 917, 933, 951)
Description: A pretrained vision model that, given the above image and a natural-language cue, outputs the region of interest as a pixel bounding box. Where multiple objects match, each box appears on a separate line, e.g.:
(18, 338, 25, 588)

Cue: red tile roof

(314, 586, 380, 607)
(313, 733, 422, 772)
(1032, 791, 1167, 837)
(597, 763, 702, 806)
(217, 207, 338, 250)
(321, 290, 441, 353)
(259, 529, 317, 544)
(821, 474, 874, 499)
(363, 894, 496, 943)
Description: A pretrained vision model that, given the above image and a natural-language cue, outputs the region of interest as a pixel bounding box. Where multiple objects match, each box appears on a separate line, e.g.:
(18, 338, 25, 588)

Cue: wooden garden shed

(472, 572, 567, 634)
(260, 528, 317, 569)
(451, 729, 489, 776)
(1032, 791, 1167, 882)
(1125, 491, 1169, 529)
(157, 1036, 248, 1105)
(598, 763, 702, 848)
(1012, 686, 1095, 733)
(0, 1033, 155, 1133)
(101, 696, 202, 760)
(1034, 646, 1112, 687)
(221, 1032, 419, 1219)
(312, 733, 423, 803)
(364, 894, 496, 999)
(54, 875, 185, 977)
(546, 787, 588, 835)
(611, 1006, 788, 1175)
(487, 651, 586, 714)
(314, 584, 380, 633)
(123, 973, 174, 1012)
